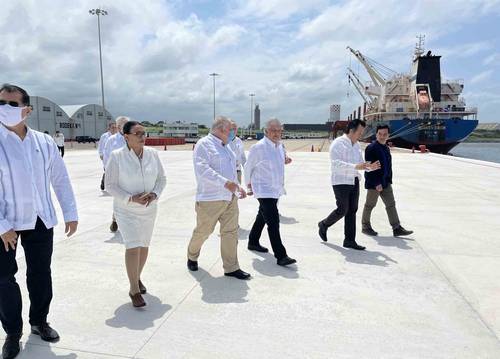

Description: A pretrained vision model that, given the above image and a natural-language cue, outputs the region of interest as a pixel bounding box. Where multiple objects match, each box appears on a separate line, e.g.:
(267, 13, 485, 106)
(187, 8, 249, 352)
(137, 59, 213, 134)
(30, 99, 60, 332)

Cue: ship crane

(346, 46, 387, 87)
(347, 68, 373, 105)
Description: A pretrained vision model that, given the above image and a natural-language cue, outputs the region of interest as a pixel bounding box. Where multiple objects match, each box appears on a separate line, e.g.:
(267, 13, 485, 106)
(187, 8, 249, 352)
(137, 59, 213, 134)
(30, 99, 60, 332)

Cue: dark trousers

(0, 218, 54, 335)
(58, 146, 64, 157)
(321, 178, 360, 245)
(100, 172, 105, 190)
(249, 198, 287, 260)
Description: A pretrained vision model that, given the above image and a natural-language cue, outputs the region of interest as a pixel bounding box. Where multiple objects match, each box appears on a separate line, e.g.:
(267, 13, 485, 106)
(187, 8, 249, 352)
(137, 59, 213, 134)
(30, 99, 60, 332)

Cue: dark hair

(0, 84, 30, 106)
(123, 121, 140, 134)
(376, 124, 390, 133)
(347, 119, 366, 133)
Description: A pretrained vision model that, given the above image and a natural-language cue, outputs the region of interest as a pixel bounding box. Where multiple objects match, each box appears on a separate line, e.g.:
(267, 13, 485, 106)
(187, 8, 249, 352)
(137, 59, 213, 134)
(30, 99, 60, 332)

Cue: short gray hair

(265, 118, 282, 131)
(115, 116, 130, 131)
(211, 116, 232, 132)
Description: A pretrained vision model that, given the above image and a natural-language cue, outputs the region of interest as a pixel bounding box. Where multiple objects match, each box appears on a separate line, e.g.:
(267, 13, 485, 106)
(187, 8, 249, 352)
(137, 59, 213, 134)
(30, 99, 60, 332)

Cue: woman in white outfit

(105, 121, 166, 307)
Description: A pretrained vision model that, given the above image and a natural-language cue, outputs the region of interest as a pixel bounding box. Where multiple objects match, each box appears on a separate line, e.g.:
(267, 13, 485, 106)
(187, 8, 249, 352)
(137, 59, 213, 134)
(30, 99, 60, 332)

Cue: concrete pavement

(1, 147, 499, 358)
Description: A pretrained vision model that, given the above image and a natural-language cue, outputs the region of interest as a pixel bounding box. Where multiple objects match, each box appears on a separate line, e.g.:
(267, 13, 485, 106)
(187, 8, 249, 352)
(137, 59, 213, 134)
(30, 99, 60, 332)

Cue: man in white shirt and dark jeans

(103, 116, 129, 232)
(228, 120, 246, 184)
(318, 119, 380, 250)
(53, 131, 65, 157)
(187, 116, 251, 280)
(0, 84, 78, 359)
(98, 122, 117, 190)
(244, 118, 296, 266)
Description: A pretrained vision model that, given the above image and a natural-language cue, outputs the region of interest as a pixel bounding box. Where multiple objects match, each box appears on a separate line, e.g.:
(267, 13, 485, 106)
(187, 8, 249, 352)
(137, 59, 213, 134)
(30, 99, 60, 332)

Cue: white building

(61, 104, 112, 139)
(163, 121, 198, 138)
(329, 104, 341, 122)
(27, 97, 113, 140)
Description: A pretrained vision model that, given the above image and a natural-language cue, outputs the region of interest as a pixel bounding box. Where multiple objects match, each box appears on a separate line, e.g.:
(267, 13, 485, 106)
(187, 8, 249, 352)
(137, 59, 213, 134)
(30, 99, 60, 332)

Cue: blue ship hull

(364, 118, 478, 154)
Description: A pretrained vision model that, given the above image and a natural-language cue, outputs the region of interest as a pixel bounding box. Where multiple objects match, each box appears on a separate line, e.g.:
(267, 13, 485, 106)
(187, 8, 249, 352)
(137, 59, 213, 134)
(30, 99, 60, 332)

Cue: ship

(346, 35, 478, 154)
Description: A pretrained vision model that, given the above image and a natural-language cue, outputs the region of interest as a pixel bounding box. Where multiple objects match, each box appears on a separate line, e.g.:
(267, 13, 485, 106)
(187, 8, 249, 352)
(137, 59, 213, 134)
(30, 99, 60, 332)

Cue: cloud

(483, 53, 500, 66)
(2, 0, 500, 124)
(470, 69, 494, 84)
(232, 0, 327, 20)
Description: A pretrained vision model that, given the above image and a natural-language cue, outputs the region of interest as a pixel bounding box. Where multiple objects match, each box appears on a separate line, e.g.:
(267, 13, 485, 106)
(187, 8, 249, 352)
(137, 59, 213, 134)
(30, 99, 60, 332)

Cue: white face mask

(0, 104, 26, 127)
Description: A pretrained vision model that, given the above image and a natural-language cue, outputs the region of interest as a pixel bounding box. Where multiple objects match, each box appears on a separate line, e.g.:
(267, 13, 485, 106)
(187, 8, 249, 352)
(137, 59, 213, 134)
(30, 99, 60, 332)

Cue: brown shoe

(138, 280, 147, 294)
(110, 221, 118, 232)
(129, 292, 146, 307)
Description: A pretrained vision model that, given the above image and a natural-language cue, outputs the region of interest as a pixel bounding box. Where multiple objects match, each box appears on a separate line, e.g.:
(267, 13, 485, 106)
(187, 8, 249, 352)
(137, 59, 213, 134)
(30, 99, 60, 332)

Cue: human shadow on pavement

(189, 268, 249, 304)
(20, 339, 77, 358)
(369, 235, 414, 250)
(322, 242, 398, 267)
(251, 252, 299, 279)
(238, 227, 251, 240)
(279, 215, 299, 224)
(104, 232, 123, 244)
(105, 294, 172, 330)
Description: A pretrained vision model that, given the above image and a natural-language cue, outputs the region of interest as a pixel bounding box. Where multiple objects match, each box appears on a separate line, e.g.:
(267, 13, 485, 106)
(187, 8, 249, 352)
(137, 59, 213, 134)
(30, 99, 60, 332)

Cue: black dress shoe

(2, 334, 21, 359)
(31, 323, 59, 342)
(277, 256, 297, 266)
(138, 280, 147, 294)
(343, 243, 366, 250)
(247, 244, 269, 253)
(393, 226, 413, 237)
(318, 221, 328, 242)
(110, 221, 118, 233)
(187, 259, 198, 271)
(224, 269, 251, 280)
(362, 227, 378, 236)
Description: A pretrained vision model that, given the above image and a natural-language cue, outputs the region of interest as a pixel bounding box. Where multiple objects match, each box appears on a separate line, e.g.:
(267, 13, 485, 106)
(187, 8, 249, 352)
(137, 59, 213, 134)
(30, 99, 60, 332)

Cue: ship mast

(414, 34, 425, 58)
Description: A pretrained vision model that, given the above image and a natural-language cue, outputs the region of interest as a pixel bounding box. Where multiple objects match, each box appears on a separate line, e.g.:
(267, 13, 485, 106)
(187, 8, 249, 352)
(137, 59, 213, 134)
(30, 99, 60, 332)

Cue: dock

(2, 141, 500, 358)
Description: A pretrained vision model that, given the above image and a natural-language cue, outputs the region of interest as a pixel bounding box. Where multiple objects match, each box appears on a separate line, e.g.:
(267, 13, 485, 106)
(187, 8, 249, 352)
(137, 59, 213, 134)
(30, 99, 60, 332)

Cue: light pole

(89, 8, 108, 110)
(209, 73, 220, 121)
(249, 93, 255, 133)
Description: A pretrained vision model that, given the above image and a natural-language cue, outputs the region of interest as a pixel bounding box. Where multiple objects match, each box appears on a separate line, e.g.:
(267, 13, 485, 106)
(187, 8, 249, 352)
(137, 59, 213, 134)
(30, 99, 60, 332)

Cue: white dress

(105, 146, 166, 248)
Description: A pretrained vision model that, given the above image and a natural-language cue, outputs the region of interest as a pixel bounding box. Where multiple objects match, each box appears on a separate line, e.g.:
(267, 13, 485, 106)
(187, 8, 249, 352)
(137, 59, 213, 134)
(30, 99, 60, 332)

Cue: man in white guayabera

(103, 116, 129, 233)
(187, 116, 251, 280)
(0, 84, 78, 359)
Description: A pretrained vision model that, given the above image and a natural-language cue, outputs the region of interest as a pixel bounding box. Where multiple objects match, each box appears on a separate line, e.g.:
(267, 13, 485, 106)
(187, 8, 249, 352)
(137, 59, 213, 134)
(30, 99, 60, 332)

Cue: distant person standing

(361, 124, 413, 237)
(228, 120, 246, 184)
(187, 116, 251, 280)
(0, 84, 78, 359)
(244, 118, 296, 266)
(105, 121, 166, 307)
(103, 116, 129, 232)
(317, 119, 380, 250)
(53, 131, 65, 157)
(98, 122, 118, 190)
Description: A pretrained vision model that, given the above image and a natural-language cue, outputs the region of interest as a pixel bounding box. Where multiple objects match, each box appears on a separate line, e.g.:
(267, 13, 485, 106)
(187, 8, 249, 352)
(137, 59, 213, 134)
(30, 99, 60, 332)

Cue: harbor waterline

(450, 142, 500, 164)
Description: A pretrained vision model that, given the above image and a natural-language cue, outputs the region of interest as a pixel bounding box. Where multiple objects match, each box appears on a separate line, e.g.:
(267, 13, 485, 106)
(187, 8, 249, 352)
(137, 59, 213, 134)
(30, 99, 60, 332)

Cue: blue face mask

(228, 129, 236, 142)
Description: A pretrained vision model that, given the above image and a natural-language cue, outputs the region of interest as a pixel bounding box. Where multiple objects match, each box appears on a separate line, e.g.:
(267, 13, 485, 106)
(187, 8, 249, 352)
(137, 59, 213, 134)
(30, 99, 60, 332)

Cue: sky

(2, 0, 500, 125)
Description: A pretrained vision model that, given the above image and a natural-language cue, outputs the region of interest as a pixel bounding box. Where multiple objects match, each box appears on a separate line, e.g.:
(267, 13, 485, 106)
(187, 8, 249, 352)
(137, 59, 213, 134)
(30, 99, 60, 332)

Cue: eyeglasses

(0, 100, 21, 107)
(130, 131, 146, 138)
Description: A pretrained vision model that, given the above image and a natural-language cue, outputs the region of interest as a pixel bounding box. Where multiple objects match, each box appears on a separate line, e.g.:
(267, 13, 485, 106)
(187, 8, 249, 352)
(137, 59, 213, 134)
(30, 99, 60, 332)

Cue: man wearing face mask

(227, 120, 246, 184)
(187, 116, 251, 280)
(0, 84, 78, 359)
(103, 116, 129, 232)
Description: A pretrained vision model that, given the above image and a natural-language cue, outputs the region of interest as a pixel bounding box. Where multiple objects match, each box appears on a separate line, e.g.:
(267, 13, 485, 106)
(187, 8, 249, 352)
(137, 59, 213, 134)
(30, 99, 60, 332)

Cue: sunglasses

(0, 100, 22, 107)
(130, 131, 146, 138)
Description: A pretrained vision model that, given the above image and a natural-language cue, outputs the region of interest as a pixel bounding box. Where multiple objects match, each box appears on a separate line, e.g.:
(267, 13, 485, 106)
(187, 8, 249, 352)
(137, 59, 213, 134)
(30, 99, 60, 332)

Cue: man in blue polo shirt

(361, 124, 413, 237)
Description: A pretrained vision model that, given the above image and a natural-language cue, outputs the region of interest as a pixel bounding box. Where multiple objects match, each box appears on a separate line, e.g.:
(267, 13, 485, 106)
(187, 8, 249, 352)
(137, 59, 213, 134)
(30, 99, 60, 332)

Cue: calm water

(449, 142, 500, 164)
